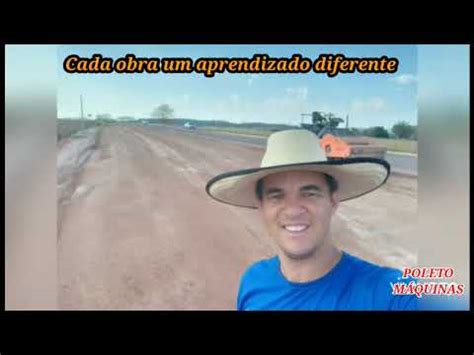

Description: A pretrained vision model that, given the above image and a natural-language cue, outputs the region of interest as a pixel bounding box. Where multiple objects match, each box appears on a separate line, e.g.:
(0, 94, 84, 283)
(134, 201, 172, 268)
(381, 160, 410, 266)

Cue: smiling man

(206, 129, 417, 310)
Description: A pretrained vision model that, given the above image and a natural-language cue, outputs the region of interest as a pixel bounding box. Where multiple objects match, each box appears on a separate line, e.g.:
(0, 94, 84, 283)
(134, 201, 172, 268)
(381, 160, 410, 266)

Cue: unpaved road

(58, 124, 417, 310)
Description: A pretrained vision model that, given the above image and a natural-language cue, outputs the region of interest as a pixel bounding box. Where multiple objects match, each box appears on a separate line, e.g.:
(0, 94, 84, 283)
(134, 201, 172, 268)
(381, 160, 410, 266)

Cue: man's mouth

(282, 224, 310, 233)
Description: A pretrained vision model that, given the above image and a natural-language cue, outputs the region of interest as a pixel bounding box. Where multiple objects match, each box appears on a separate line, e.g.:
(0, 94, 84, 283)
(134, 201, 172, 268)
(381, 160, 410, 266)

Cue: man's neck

(278, 243, 342, 283)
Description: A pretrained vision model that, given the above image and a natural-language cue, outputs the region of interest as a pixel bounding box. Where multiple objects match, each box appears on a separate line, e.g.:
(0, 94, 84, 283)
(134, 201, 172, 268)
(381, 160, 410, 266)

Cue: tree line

(93, 104, 417, 140)
(355, 122, 417, 140)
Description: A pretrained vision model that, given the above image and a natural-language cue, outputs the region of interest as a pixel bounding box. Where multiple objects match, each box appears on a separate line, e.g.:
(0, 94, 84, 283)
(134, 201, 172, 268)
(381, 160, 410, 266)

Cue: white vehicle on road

(184, 122, 196, 130)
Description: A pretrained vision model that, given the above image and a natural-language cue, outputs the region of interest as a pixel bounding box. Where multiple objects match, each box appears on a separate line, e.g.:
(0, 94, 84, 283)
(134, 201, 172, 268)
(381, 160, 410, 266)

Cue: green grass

(200, 127, 274, 137)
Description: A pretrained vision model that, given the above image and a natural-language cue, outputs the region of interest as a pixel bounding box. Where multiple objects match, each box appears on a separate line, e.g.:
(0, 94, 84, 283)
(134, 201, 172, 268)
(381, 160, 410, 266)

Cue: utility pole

(346, 114, 349, 129)
(80, 94, 84, 119)
(80, 94, 85, 130)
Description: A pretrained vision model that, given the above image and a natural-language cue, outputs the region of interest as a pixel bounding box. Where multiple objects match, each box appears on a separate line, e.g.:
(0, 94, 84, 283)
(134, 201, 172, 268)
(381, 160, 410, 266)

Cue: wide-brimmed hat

(205, 129, 390, 208)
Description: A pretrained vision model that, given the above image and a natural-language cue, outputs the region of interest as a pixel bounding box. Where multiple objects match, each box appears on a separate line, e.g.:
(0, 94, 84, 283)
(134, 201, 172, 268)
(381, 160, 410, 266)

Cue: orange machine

(319, 132, 387, 159)
(301, 111, 387, 160)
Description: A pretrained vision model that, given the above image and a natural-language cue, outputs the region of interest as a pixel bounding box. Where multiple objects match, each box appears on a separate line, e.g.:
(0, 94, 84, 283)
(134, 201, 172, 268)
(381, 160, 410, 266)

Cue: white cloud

(350, 97, 385, 113)
(229, 94, 240, 103)
(391, 74, 417, 85)
(261, 93, 312, 125)
(285, 87, 309, 100)
(247, 74, 259, 86)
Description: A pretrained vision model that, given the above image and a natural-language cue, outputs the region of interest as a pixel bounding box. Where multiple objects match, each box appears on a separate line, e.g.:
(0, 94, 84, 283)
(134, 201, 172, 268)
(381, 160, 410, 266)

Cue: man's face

(258, 170, 338, 260)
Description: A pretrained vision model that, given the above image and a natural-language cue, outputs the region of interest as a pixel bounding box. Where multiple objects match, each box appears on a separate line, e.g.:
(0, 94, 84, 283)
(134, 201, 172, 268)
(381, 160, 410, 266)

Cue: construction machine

(301, 111, 387, 160)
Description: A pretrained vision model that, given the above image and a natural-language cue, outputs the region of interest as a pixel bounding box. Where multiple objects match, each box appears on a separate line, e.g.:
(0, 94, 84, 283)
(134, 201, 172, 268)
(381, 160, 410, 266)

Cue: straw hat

(205, 129, 390, 208)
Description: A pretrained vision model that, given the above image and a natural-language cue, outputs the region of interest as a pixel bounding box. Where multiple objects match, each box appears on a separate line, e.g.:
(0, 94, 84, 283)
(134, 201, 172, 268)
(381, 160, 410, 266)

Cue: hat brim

(205, 157, 390, 209)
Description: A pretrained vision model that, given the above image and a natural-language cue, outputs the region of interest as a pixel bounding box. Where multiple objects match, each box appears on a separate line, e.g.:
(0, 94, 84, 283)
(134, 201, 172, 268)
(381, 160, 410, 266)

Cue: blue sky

(418, 45, 469, 104)
(57, 45, 418, 128)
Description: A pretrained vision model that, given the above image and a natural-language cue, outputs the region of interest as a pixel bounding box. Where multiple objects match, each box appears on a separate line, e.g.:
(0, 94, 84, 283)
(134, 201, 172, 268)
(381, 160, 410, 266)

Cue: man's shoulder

(237, 256, 280, 310)
(343, 252, 418, 310)
(344, 252, 403, 282)
(241, 256, 279, 281)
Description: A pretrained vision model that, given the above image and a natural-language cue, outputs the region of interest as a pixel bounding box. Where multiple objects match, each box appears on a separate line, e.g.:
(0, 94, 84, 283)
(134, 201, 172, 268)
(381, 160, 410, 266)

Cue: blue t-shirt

(237, 252, 418, 310)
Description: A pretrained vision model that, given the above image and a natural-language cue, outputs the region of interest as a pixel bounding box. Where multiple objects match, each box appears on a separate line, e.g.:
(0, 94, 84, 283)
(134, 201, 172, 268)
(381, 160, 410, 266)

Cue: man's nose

(282, 196, 306, 218)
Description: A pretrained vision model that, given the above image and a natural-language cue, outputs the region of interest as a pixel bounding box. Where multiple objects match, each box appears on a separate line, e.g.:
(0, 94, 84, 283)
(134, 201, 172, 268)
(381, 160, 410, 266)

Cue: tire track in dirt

(59, 125, 273, 309)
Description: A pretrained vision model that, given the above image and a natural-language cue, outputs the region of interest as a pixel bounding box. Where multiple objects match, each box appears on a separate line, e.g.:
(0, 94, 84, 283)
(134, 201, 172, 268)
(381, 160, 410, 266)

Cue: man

(206, 129, 417, 310)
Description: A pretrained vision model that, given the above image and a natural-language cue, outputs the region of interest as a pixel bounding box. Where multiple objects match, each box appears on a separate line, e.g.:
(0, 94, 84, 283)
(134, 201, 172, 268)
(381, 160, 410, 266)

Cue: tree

(329, 117, 344, 128)
(151, 104, 174, 119)
(117, 115, 135, 121)
(392, 121, 416, 139)
(350, 128, 363, 135)
(96, 113, 113, 120)
(311, 111, 344, 131)
(364, 126, 390, 138)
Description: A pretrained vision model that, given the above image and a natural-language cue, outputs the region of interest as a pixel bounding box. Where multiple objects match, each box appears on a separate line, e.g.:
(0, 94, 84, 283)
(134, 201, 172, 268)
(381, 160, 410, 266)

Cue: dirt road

(58, 124, 417, 310)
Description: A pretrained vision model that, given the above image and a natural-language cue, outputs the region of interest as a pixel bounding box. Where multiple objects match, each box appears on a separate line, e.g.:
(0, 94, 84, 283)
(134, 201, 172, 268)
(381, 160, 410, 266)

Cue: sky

(57, 45, 419, 129)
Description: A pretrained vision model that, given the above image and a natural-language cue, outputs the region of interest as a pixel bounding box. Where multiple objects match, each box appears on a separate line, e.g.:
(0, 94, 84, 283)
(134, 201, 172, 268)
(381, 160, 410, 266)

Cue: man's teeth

(283, 225, 309, 232)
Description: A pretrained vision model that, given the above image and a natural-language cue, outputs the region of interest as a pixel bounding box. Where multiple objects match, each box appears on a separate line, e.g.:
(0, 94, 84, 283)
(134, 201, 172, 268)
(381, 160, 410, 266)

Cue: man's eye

(302, 192, 319, 197)
(268, 194, 283, 200)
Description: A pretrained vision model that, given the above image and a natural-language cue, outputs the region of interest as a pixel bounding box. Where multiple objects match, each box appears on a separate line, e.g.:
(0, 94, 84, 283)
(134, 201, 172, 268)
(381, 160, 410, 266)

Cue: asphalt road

(153, 124, 417, 176)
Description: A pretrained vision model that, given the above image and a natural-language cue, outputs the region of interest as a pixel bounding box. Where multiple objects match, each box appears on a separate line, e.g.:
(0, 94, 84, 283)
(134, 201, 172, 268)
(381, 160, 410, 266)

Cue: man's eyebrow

(264, 187, 284, 195)
(300, 184, 323, 192)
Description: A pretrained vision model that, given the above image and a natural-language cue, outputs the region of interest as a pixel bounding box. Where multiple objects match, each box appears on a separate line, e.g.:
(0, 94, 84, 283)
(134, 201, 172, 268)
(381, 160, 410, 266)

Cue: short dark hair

(256, 173, 338, 201)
